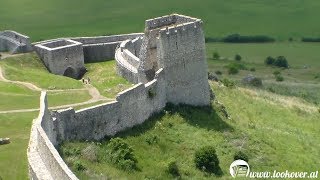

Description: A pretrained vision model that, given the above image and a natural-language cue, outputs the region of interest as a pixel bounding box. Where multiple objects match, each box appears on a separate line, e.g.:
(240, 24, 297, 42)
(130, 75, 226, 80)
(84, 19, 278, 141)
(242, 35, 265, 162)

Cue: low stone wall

(0, 30, 33, 54)
(34, 39, 86, 79)
(33, 33, 143, 63)
(27, 13, 211, 179)
(28, 68, 165, 179)
(71, 33, 143, 62)
(27, 93, 78, 180)
(115, 38, 144, 83)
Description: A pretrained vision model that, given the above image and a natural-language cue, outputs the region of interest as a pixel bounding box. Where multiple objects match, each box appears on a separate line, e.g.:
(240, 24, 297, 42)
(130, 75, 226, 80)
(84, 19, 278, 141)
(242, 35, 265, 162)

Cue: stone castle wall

(27, 14, 211, 179)
(115, 37, 144, 83)
(34, 39, 86, 79)
(158, 19, 210, 106)
(28, 68, 165, 179)
(0, 30, 33, 54)
(27, 93, 78, 180)
(136, 14, 210, 105)
(71, 33, 143, 62)
(54, 68, 165, 142)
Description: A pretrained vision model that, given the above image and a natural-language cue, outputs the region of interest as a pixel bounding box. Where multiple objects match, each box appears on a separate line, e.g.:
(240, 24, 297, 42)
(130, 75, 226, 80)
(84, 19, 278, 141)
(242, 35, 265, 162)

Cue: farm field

(0, 42, 319, 179)
(207, 42, 320, 105)
(1, 0, 320, 41)
(0, 112, 37, 180)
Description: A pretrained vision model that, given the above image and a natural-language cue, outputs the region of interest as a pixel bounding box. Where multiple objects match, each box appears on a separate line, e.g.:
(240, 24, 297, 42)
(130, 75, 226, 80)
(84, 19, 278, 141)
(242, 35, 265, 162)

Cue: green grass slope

(60, 83, 320, 179)
(83, 61, 133, 99)
(0, 81, 92, 110)
(0, 112, 37, 180)
(0, 53, 84, 90)
(206, 42, 320, 104)
(1, 0, 320, 41)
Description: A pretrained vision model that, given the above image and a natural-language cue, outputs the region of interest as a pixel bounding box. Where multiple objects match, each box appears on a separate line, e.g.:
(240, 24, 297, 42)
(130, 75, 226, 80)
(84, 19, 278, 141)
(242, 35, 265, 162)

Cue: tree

(235, 54, 242, 61)
(212, 52, 220, 60)
(194, 146, 220, 174)
(274, 56, 288, 68)
(228, 66, 239, 75)
(265, 56, 275, 65)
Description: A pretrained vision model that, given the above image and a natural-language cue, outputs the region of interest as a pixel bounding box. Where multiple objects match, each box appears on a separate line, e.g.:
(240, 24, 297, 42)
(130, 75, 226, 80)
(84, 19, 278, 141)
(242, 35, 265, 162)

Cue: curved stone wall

(27, 13, 211, 179)
(28, 68, 166, 179)
(115, 37, 143, 83)
(33, 33, 143, 63)
(71, 33, 143, 62)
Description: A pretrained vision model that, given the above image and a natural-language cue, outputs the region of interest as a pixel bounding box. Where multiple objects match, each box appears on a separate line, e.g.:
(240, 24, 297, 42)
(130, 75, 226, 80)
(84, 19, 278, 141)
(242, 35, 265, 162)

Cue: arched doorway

(63, 66, 75, 78)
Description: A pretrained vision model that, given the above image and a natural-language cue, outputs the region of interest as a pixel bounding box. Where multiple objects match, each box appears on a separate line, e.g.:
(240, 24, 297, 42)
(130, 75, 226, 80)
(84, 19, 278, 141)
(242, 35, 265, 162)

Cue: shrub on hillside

(145, 135, 159, 145)
(267, 87, 276, 93)
(228, 66, 239, 74)
(250, 67, 256, 72)
(73, 160, 86, 171)
(226, 62, 248, 71)
(62, 147, 81, 156)
(226, 62, 249, 75)
(194, 146, 220, 174)
(235, 54, 242, 61)
(221, 78, 236, 88)
(106, 138, 138, 171)
(265, 56, 289, 68)
(167, 161, 180, 177)
(234, 151, 249, 162)
(213, 52, 220, 60)
(275, 75, 284, 82)
(273, 70, 281, 75)
(265, 56, 275, 65)
(274, 56, 289, 68)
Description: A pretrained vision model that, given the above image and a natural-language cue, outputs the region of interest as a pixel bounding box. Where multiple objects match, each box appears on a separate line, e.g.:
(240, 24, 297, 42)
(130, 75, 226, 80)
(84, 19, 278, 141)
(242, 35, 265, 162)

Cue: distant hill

(1, 0, 320, 41)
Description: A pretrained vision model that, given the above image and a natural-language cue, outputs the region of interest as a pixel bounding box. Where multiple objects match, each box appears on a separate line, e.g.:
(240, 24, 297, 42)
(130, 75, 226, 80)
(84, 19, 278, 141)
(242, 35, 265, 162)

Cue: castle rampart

(34, 39, 86, 79)
(71, 33, 143, 62)
(28, 68, 165, 179)
(27, 14, 211, 179)
(0, 30, 33, 54)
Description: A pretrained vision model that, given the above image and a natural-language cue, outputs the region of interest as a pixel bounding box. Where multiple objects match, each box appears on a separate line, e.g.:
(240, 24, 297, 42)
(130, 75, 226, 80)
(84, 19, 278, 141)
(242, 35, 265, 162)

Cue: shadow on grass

(111, 103, 232, 139)
(165, 103, 233, 132)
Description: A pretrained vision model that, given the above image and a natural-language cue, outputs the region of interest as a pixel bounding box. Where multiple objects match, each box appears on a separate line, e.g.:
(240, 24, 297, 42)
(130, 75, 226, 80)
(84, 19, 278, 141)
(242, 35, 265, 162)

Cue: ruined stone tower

(139, 14, 210, 106)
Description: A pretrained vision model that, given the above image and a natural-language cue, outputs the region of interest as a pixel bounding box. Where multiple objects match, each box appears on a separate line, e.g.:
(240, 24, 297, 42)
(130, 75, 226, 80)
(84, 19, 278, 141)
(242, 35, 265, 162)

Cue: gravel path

(0, 64, 113, 114)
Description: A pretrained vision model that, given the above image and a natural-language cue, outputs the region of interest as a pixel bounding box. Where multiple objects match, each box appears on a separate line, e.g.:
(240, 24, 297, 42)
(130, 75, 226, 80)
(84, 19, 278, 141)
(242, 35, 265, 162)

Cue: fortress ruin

(25, 14, 211, 179)
(0, 30, 33, 54)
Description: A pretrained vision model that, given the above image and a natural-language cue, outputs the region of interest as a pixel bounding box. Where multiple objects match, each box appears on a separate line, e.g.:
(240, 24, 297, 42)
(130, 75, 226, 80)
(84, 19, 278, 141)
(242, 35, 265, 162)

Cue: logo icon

(230, 160, 250, 178)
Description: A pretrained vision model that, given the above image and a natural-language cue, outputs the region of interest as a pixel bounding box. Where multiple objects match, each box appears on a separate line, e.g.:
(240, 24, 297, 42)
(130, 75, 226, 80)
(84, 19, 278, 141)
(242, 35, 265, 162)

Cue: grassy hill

(206, 42, 320, 105)
(0, 54, 133, 179)
(1, 0, 320, 179)
(1, 0, 320, 41)
(60, 82, 320, 179)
